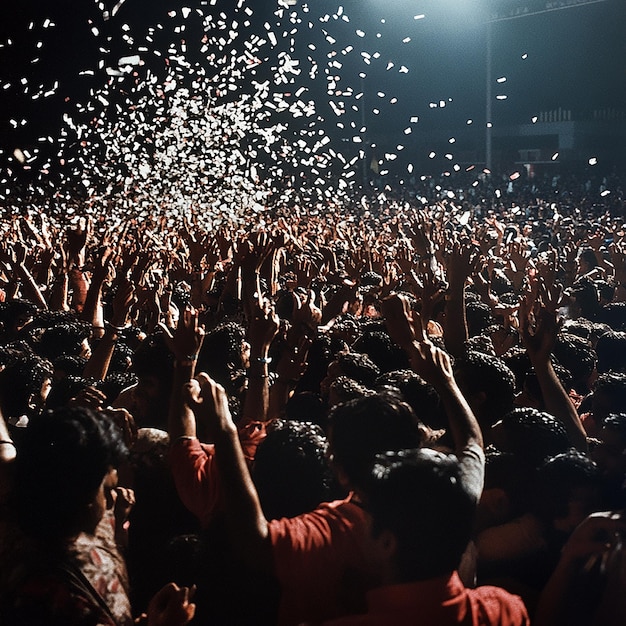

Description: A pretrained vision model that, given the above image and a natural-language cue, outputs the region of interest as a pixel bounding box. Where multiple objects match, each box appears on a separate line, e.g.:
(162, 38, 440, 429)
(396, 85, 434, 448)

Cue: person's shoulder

(269, 496, 369, 541)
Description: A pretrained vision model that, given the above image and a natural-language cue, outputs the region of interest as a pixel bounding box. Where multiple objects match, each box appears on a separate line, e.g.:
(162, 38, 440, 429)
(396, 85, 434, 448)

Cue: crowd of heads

(1, 167, 626, 624)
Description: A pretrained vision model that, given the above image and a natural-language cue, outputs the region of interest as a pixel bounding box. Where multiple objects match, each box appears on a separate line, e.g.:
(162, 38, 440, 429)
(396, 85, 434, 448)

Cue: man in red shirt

(322, 447, 529, 626)
(185, 299, 487, 625)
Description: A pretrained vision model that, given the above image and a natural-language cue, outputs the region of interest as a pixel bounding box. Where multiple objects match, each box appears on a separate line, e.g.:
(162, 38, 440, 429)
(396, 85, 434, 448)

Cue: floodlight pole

(485, 21, 492, 171)
(484, 0, 607, 173)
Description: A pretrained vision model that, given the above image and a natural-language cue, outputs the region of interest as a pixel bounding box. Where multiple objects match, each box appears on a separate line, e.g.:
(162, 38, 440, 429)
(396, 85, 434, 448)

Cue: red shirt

(169, 438, 221, 528)
(322, 572, 530, 626)
(269, 496, 374, 626)
(168, 422, 268, 528)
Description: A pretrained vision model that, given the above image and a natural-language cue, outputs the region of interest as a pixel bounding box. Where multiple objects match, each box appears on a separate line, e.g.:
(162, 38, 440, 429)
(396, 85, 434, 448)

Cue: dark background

(0, 0, 624, 192)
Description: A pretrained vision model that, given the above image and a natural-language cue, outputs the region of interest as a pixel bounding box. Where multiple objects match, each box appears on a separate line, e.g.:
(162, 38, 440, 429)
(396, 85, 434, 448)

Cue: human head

(130, 333, 176, 428)
(0, 299, 39, 338)
(252, 420, 337, 519)
(465, 300, 494, 337)
(454, 351, 516, 430)
(576, 247, 598, 275)
(328, 375, 374, 408)
(592, 413, 626, 508)
(366, 448, 475, 582)
(597, 302, 626, 331)
(491, 407, 571, 470)
(595, 331, 626, 374)
(14, 406, 127, 540)
(0, 353, 53, 423)
(284, 391, 327, 430)
(327, 390, 424, 492)
(375, 369, 444, 432)
(352, 329, 408, 374)
(553, 332, 597, 395)
(197, 322, 247, 394)
(591, 372, 626, 426)
(37, 322, 92, 361)
(532, 450, 603, 533)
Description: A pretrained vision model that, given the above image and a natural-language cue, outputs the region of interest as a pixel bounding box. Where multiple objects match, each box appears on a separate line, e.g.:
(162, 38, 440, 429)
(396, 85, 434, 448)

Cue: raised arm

(243, 296, 280, 423)
(443, 239, 482, 358)
(535, 511, 626, 626)
(382, 293, 484, 501)
(519, 282, 588, 451)
(186, 373, 271, 567)
(164, 307, 206, 441)
(83, 278, 136, 381)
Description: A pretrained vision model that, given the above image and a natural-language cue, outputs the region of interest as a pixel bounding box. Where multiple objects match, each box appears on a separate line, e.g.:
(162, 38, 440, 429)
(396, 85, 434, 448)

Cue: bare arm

(442, 240, 482, 358)
(164, 308, 206, 441)
(243, 290, 279, 424)
(187, 373, 271, 568)
(383, 294, 484, 501)
(520, 285, 588, 451)
(535, 512, 626, 626)
(83, 278, 135, 381)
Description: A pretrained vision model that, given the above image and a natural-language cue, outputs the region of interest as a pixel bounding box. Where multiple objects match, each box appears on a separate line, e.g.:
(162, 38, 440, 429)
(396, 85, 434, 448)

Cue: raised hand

(184, 373, 236, 440)
(446, 238, 483, 290)
(519, 278, 563, 362)
(382, 293, 457, 389)
(291, 289, 322, 334)
(160, 306, 205, 368)
(65, 217, 92, 268)
(247, 297, 280, 355)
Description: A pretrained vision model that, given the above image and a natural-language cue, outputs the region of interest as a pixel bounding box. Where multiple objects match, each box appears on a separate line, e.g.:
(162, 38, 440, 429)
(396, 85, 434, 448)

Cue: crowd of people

(0, 168, 626, 625)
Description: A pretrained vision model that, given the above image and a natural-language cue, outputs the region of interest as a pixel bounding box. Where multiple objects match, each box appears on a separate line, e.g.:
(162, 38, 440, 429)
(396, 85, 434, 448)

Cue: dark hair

(578, 247, 598, 270)
(522, 363, 573, 409)
(328, 390, 423, 490)
(595, 331, 626, 374)
(553, 333, 597, 394)
(602, 412, 626, 441)
(89, 339, 133, 374)
(502, 346, 532, 392)
(465, 301, 494, 337)
(37, 322, 91, 361)
(253, 420, 337, 519)
(52, 354, 88, 378)
(0, 299, 39, 336)
(197, 322, 246, 392)
(329, 376, 374, 406)
(375, 369, 444, 431)
(284, 391, 327, 430)
(0, 353, 53, 420)
(454, 351, 516, 427)
(14, 406, 127, 540)
(532, 450, 601, 523)
(568, 278, 601, 321)
(352, 330, 408, 374)
(597, 301, 626, 331)
(296, 333, 347, 394)
(368, 448, 475, 581)
(592, 372, 626, 424)
(131, 332, 175, 384)
(334, 351, 380, 389)
(496, 407, 571, 469)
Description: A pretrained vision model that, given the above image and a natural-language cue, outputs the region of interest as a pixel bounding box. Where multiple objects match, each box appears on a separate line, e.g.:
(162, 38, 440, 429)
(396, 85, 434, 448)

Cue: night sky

(0, 0, 624, 198)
